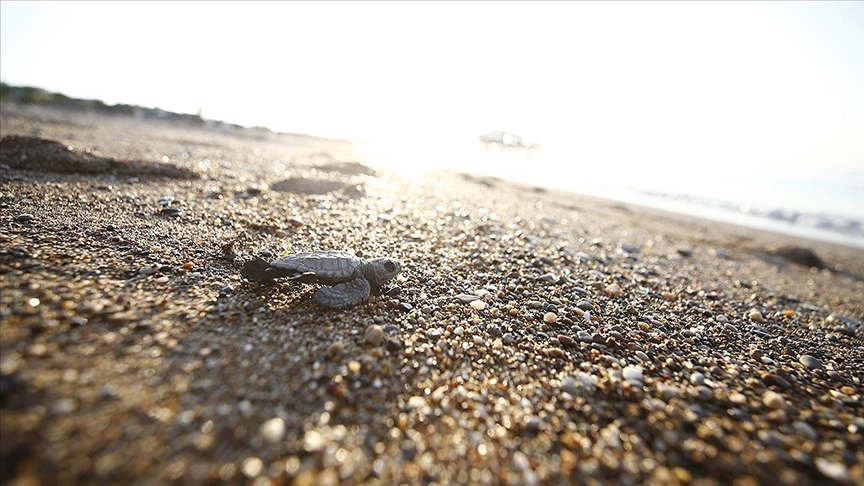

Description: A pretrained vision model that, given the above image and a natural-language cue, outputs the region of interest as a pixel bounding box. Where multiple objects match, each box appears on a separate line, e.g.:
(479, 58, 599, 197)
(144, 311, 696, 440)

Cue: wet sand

(1, 102, 862, 485)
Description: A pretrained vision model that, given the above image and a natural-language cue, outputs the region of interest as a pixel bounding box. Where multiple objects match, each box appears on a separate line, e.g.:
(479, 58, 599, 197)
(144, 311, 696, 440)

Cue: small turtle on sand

(241, 251, 402, 309)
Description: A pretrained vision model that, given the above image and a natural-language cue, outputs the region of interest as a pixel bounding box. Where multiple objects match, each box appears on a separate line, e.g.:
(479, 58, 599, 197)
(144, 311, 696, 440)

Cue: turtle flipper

(314, 277, 371, 309)
(241, 258, 274, 281)
(288, 271, 319, 284)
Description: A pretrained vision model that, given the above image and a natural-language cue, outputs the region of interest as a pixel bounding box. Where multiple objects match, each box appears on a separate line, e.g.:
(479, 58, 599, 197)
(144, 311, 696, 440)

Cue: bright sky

(1, 1, 863, 178)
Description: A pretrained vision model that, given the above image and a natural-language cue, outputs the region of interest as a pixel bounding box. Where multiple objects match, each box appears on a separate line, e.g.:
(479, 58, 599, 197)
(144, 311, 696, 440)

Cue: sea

(357, 140, 864, 250)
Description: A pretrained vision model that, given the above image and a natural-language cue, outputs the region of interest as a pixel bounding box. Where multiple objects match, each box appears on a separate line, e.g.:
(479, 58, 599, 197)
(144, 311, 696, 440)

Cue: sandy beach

(1, 102, 862, 485)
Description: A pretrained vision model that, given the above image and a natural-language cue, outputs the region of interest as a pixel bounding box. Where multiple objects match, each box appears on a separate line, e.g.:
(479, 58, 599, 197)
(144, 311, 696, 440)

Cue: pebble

(763, 373, 792, 390)
(798, 354, 823, 369)
(138, 264, 161, 275)
(454, 294, 478, 304)
(557, 334, 576, 348)
(762, 390, 786, 409)
(543, 312, 557, 324)
(470, 300, 486, 311)
(792, 421, 818, 441)
(622, 365, 644, 385)
(259, 417, 286, 443)
(241, 457, 264, 478)
(814, 457, 851, 483)
(363, 325, 385, 347)
(502, 332, 515, 345)
(406, 396, 426, 409)
(397, 302, 413, 312)
(17, 213, 34, 222)
(714, 248, 732, 259)
(576, 300, 594, 311)
(748, 310, 765, 323)
(621, 243, 640, 254)
(605, 283, 624, 297)
(577, 331, 592, 343)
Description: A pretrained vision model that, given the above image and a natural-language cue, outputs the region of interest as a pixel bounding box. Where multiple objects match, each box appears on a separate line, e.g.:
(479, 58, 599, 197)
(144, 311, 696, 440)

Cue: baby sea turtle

(241, 250, 402, 309)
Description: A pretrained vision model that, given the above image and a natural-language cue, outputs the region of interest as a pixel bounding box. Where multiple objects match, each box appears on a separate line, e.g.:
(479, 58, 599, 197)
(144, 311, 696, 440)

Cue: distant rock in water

(0, 135, 198, 179)
(771, 245, 825, 269)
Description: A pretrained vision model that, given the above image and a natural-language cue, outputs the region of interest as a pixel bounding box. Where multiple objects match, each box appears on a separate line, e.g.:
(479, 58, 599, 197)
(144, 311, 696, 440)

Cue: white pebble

(259, 417, 286, 443)
(762, 390, 785, 409)
(470, 300, 486, 311)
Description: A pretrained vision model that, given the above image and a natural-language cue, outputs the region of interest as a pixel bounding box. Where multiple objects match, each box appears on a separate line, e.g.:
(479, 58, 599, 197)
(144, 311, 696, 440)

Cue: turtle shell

(269, 251, 363, 283)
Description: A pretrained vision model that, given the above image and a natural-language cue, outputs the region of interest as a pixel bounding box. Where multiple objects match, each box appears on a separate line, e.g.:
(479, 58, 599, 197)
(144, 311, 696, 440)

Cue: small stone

(792, 421, 818, 441)
(661, 291, 677, 301)
(621, 243, 640, 254)
(623, 365, 644, 385)
(543, 312, 557, 324)
(577, 331, 592, 343)
(690, 372, 705, 385)
(763, 373, 792, 390)
(714, 248, 732, 260)
(814, 457, 851, 483)
(557, 334, 576, 348)
(502, 332, 515, 345)
(748, 310, 765, 323)
(17, 213, 34, 223)
(677, 248, 693, 257)
(470, 300, 486, 311)
(576, 300, 594, 311)
(407, 396, 426, 409)
(138, 264, 161, 275)
(385, 337, 403, 351)
(241, 457, 264, 477)
(397, 302, 413, 312)
(605, 283, 623, 297)
(259, 417, 286, 443)
(363, 325, 385, 347)
(762, 390, 785, 409)
(454, 294, 477, 304)
(729, 392, 747, 404)
(798, 354, 823, 369)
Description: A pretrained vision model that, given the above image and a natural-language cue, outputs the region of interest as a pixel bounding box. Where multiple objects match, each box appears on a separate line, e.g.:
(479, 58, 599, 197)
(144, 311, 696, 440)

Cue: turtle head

(363, 257, 402, 290)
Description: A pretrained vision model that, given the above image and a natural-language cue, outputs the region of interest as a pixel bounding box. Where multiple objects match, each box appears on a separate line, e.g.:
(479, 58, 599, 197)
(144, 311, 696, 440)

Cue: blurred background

(1, 1, 862, 247)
